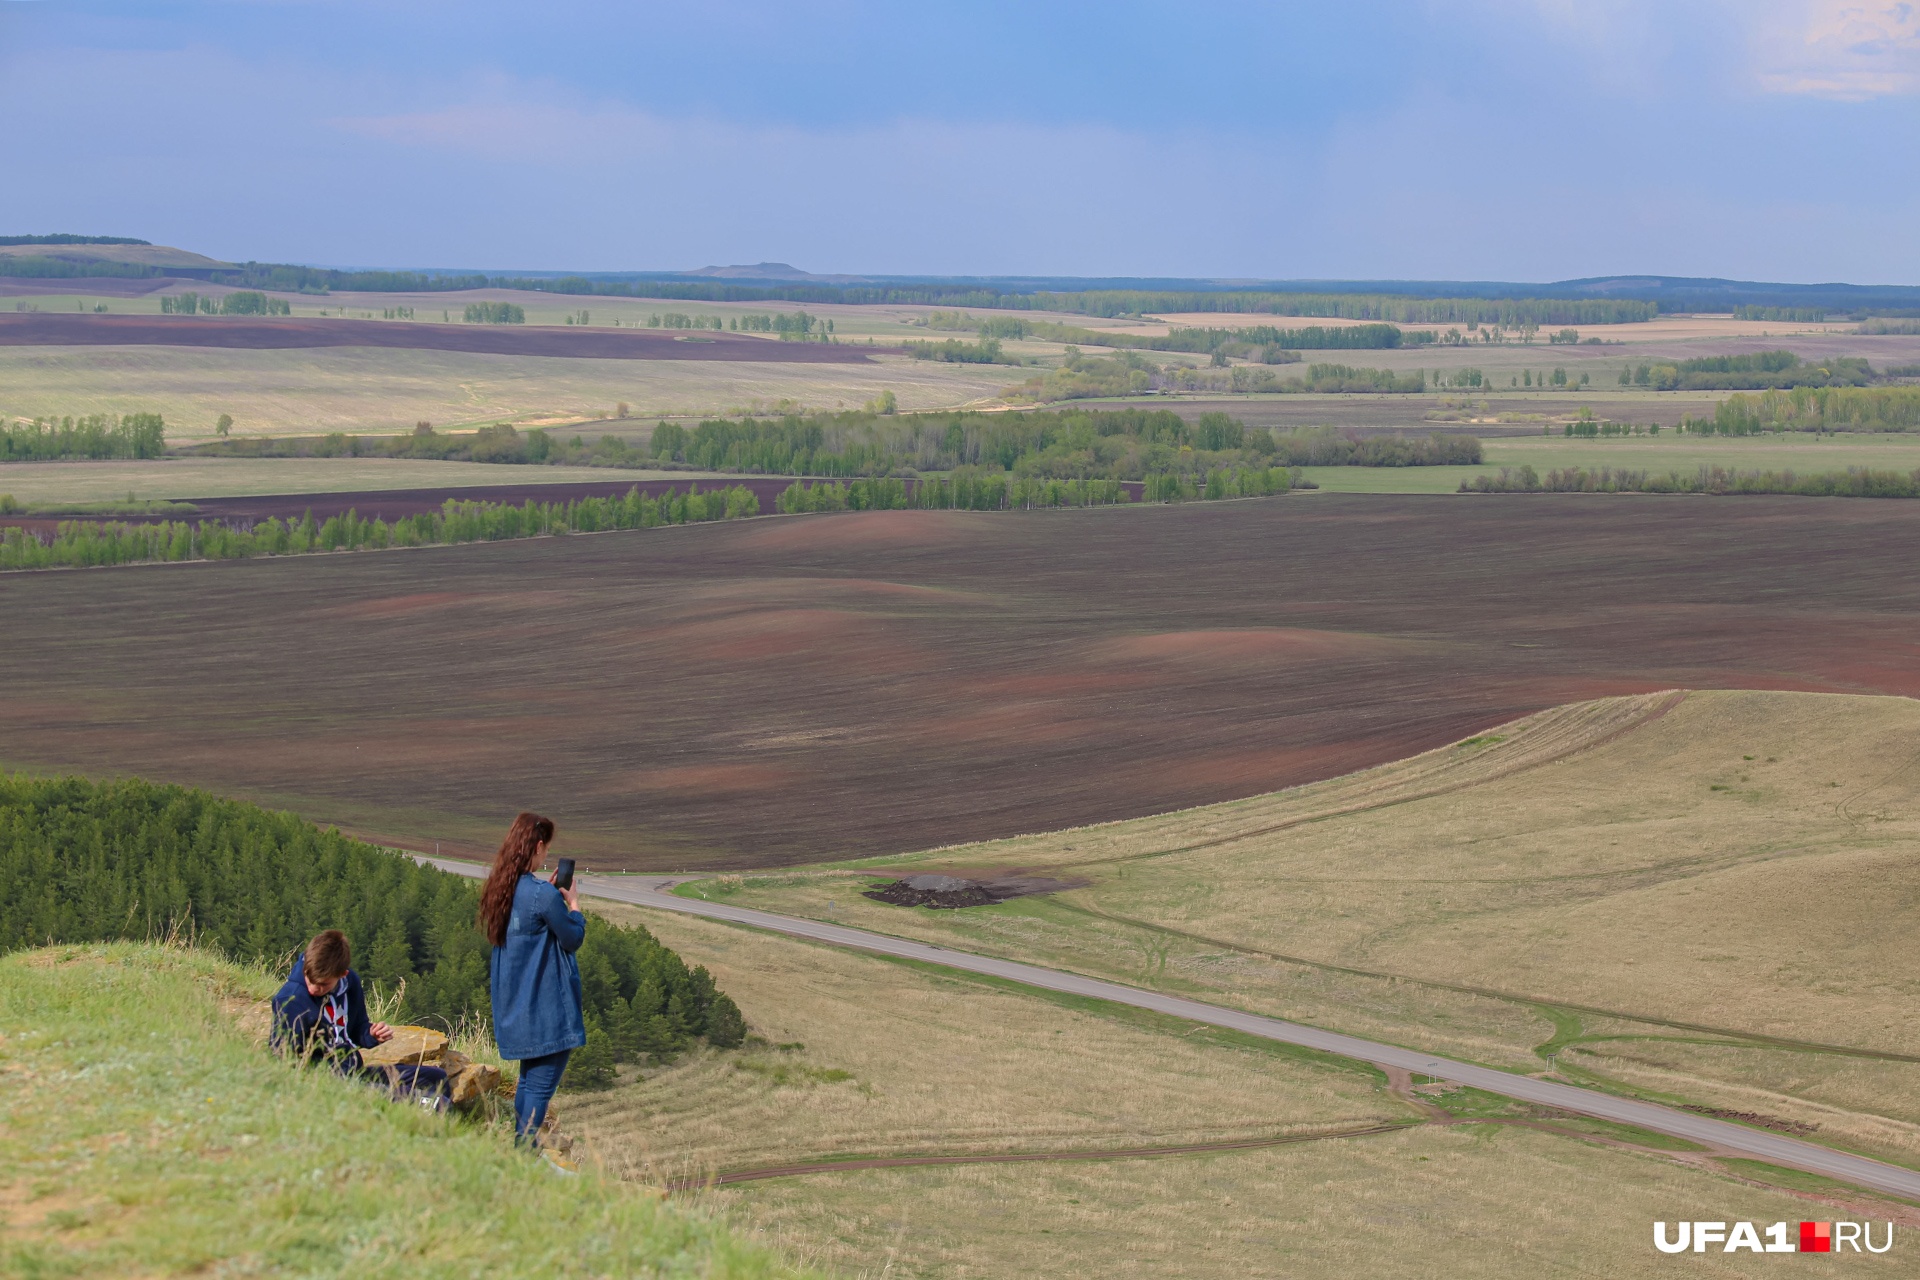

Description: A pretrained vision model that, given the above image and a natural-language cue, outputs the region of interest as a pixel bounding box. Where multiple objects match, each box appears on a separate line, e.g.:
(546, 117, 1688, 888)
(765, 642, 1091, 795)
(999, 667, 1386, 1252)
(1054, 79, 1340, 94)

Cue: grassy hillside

(0, 943, 802, 1278)
(691, 691, 1920, 1168)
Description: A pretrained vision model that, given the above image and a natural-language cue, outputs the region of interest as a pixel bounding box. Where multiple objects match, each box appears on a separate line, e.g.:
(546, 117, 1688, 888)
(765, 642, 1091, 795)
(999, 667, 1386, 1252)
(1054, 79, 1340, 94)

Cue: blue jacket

(489, 873, 587, 1061)
(271, 957, 376, 1070)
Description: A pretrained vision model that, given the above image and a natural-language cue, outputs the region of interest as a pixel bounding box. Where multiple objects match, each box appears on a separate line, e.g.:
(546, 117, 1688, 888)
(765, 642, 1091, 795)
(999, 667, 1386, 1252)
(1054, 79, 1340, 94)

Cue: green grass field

(0, 943, 802, 1278)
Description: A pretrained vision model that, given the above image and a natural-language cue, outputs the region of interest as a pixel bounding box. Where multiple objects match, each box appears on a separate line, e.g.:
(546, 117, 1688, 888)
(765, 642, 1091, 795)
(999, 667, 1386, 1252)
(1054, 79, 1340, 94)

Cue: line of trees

(0, 484, 762, 572)
(1684, 386, 1920, 434)
(183, 261, 1665, 325)
(655, 406, 1234, 478)
(733, 311, 833, 340)
(0, 774, 744, 1089)
(158, 291, 291, 316)
(1459, 464, 1920, 497)
(190, 408, 1482, 488)
(1114, 322, 1416, 353)
(1619, 351, 1875, 392)
(648, 312, 725, 330)
(1140, 466, 1304, 501)
(992, 292, 1659, 325)
(776, 473, 1138, 512)
(1, 412, 166, 461)
(607, 408, 1468, 478)
(904, 337, 1019, 364)
(464, 302, 525, 324)
(1733, 305, 1830, 322)
(1007, 355, 1427, 402)
(0, 255, 161, 279)
(1270, 429, 1481, 467)
(0, 234, 152, 246)
(773, 466, 1306, 512)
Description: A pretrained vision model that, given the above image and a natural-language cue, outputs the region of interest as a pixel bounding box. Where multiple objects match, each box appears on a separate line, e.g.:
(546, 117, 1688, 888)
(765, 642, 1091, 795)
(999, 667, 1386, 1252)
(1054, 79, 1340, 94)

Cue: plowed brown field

(4, 494, 1919, 869)
(0, 312, 885, 362)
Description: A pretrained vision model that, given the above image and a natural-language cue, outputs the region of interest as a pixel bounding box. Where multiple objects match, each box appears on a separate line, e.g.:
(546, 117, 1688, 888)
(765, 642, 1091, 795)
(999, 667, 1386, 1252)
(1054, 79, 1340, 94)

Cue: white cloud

(1753, 0, 1920, 97)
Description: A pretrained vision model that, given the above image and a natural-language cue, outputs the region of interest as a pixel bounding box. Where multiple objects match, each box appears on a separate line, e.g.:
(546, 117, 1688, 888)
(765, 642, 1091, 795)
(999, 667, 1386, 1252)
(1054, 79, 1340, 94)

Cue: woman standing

(479, 811, 586, 1146)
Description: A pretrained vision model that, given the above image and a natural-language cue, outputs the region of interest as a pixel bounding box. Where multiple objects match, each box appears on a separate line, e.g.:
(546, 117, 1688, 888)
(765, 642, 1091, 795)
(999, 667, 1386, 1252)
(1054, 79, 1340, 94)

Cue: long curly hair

(478, 811, 555, 947)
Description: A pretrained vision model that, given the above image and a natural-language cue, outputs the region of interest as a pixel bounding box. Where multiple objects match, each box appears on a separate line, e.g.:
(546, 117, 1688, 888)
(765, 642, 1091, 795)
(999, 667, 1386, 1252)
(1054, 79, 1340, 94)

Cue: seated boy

(271, 929, 448, 1106)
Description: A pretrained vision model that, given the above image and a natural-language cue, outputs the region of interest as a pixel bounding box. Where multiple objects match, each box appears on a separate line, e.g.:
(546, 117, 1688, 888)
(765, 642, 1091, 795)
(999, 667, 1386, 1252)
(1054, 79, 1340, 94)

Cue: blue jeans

(514, 1049, 570, 1144)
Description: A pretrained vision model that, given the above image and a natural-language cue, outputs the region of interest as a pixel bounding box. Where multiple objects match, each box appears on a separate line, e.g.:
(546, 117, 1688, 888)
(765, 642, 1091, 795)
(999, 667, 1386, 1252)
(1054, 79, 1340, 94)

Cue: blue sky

(2, 1, 1917, 281)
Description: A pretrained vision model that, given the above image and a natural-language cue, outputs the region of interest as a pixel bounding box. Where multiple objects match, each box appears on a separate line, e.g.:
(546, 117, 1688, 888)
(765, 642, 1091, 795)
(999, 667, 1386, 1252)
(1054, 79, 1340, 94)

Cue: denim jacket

(489, 873, 587, 1060)
(270, 957, 376, 1071)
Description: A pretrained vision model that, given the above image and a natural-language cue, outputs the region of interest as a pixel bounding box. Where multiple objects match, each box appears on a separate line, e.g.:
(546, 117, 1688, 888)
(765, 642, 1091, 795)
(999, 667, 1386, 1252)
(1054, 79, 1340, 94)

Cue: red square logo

(1800, 1222, 1832, 1253)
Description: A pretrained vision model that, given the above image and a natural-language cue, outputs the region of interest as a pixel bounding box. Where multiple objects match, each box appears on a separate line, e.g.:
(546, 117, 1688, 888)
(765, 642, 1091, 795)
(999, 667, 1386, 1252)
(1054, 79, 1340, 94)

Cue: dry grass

(560, 898, 1908, 1277)
(0, 344, 1010, 440)
(559, 905, 1399, 1187)
(707, 691, 1920, 1164)
(712, 1122, 1878, 1280)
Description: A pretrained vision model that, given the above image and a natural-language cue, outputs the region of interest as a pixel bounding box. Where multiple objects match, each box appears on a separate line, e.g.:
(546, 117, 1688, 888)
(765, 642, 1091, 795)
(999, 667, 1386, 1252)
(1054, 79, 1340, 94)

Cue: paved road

(425, 858, 1920, 1201)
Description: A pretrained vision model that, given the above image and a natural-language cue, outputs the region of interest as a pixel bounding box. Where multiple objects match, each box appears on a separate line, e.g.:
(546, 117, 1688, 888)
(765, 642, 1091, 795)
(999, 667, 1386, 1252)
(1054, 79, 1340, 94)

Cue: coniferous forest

(0, 775, 745, 1087)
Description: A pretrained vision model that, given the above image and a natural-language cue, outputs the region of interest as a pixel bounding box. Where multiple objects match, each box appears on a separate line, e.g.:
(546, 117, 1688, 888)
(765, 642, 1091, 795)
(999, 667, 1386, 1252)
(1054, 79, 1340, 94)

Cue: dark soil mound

(862, 878, 999, 910)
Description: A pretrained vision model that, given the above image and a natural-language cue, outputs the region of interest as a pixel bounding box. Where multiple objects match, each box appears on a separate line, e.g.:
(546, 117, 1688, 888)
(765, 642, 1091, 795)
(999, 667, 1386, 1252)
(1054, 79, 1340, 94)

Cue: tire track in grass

(663, 1122, 1417, 1191)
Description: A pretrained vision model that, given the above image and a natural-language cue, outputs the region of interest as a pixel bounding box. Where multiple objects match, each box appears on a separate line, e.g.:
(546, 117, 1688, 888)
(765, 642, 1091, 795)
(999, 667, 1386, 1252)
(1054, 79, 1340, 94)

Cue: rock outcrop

(359, 1025, 507, 1105)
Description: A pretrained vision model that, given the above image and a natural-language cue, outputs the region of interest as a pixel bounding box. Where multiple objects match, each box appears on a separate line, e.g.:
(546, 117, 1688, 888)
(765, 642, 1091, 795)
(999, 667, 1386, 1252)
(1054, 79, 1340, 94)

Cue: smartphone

(554, 858, 575, 891)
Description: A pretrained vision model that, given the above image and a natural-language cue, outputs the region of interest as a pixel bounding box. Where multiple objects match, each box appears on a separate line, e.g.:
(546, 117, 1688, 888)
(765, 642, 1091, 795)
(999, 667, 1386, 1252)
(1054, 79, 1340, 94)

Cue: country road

(422, 857, 1920, 1202)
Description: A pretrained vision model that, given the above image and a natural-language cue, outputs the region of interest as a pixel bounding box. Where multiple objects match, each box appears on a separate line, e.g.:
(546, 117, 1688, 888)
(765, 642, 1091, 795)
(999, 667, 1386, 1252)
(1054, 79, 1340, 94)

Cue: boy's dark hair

(304, 929, 351, 983)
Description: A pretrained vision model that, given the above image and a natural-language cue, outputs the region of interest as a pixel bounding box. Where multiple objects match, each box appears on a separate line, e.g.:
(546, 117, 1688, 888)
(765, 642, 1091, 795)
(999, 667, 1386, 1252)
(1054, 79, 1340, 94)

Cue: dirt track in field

(4, 495, 1920, 869)
(0, 312, 887, 362)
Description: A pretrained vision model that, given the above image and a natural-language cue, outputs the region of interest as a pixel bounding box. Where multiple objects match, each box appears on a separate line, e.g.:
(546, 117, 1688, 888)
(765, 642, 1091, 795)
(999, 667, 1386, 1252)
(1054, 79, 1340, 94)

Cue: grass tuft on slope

(0, 942, 805, 1279)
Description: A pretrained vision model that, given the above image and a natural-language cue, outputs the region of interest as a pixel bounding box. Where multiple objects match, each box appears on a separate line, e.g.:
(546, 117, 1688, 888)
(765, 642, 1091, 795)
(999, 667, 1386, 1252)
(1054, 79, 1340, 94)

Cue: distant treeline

(1460, 464, 1920, 498)
(156, 261, 1666, 326)
(1112, 322, 1419, 353)
(774, 466, 1306, 513)
(1271, 429, 1481, 467)
(198, 409, 1477, 485)
(998, 292, 1659, 326)
(0, 256, 163, 279)
(0, 775, 744, 1086)
(197, 422, 674, 469)
(0, 234, 152, 246)
(0, 484, 761, 572)
(1683, 386, 1920, 434)
(1858, 319, 1920, 335)
(1617, 350, 1875, 392)
(160, 291, 290, 316)
(1733, 305, 1829, 322)
(904, 337, 1020, 364)
(922, 312, 1422, 357)
(1005, 350, 1430, 402)
(776, 474, 1138, 512)
(464, 302, 524, 324)
(1, 413, 166, 461)
(651, 407, 1341, 482)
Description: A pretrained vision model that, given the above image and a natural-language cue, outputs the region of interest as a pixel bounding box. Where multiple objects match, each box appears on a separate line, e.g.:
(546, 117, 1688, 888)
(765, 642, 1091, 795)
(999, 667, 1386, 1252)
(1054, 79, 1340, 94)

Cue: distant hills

(1, 237, 1915, 314)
